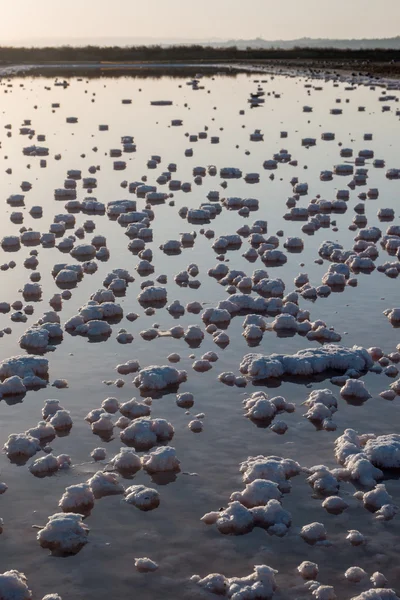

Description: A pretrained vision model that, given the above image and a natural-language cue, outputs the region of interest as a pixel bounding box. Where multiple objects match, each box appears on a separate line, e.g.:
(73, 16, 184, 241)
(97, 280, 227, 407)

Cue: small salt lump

(312, 585, 336, 600)
(141, 446, 180, 473)
(189, 419, 203, 432)
(322, 496, 349, 514)
(176, 392, 194, 408)
(124, 485, 160, 511)
(87, 471, 124, 498)
(110, 448, 141, 474)
(345, 566, 368, 583)
(341, 379, 371, 401)
(300, 522, 327, 544)
(101, 397, 119, 413)
(91, 448, 106, 461)
(346, 529, 365, 546)
(297, 561, 319, 580)
(134, 557, 159, 573)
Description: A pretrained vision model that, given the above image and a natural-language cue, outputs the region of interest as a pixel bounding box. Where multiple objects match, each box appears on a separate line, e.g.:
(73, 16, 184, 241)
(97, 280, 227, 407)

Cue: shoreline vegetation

(1, 45, 400, 78)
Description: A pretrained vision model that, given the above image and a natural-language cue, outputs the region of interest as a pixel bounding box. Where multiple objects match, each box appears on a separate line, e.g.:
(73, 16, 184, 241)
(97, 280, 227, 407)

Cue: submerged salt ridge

(0, 68, 399, 600)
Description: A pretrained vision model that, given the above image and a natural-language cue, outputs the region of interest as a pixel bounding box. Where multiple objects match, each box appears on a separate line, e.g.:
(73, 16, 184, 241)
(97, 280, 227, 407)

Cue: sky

(1, 0, 399, 44)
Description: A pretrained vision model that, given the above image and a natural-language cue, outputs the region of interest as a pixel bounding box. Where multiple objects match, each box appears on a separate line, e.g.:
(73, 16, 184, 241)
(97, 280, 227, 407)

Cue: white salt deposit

(240, 346, 372, 380)
(134, 366, 187, 391)
(87, 471, 124, 498)
(59, 483, 94, 513)
(300, 522, 327, 544)
(0, 570, 32, 600)
(124, 485, 160, 510)
(134, 557, 159, 573)
(37, 513, 89, 553)
(192, 564, 277, 598)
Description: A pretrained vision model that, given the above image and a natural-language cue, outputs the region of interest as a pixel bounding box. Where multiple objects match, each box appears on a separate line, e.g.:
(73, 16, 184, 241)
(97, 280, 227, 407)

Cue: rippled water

(0, 70, 400, 599)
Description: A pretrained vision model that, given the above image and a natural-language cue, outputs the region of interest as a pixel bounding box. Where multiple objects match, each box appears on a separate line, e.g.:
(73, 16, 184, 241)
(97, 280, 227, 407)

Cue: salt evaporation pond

(0, 68, 400, 599)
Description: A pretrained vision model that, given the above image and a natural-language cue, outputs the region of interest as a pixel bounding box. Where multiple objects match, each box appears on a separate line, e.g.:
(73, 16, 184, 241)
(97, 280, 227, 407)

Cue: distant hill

(3, 35, 400, 50)
(214, 36, 400, 50)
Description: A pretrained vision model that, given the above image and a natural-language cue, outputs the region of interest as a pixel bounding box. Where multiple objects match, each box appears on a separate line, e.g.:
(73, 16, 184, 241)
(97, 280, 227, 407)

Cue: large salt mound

(240, 345, 372, 380)
(120, 417, 174, 450)
(191, 564, 277, 598)
(0, 570, 32, 600)
(0, 355, 49, 387)
(37, 513, 89, 554)
(202, 499, 291, 536)
(134, 366, 187, 391)
(351, 591, 399, 599)
(240, 455, 301, 492)
(364, 434, 400, 469)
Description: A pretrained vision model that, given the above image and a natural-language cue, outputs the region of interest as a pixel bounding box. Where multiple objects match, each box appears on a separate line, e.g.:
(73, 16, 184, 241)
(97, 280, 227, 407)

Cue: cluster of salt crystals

(201, 456, 301, 537)
(120, 417, 174, 450)
(240, 345, 373, 380)
(243, 391, 294, 433)
(333, 429, 399, 518)
(191, 564, 278, 598)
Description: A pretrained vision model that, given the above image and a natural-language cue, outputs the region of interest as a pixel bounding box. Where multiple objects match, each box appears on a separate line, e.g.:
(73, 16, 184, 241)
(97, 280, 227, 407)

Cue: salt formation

(297, 561, 319, 580)
(37, 513, 89, 553)
(59, 483, 95, 514)
(306, 466, 340, 495)
(91, 448, 106, 461)
(240, 455, 301, 491)
(351, 591, 399, 599)
(191, 564, 277, 598)
(91, 414, 114, 435)
(120, 417, 174, 450)
(119, 398, 150, 419)
(322, 496, 349, 514)
(300, 522, 328, 545)
(141, 447, 180, 473)
(340, 379, 371, 400)
(87, 471, 124, 498)
(347, 530, 365, 546)
(2, 64, 400, 599)
(0, 570, 32, 600)
(345, 567, 368, 583)
(0, 355, 49, 389)
(134, 558, 159, 573)
(124, 485, 160, 510)
(134, 366, 187, 391)
(312, 586, 336, 600)
(384, 308, 400, 325)
(243, 391, 295, 423)
(4, 434, 40, 459)
(30, 454, 71, 476)
(240, 346, 372, 380)
(49, 410, 73, 431)
(110, 448, 141, 474)
(230, 480, 282, 507)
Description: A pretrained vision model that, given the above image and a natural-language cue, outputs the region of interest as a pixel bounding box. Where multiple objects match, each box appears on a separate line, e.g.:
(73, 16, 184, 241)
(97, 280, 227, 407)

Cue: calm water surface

(0, 71, 399, 599)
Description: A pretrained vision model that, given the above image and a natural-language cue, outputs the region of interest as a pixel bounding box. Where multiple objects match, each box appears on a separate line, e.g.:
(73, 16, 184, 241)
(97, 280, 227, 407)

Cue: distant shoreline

(1, 58, 400, 81)
(0, 46, 400, 80)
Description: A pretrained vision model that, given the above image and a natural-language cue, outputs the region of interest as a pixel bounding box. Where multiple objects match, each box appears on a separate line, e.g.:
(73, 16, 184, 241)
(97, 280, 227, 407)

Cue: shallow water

(0, 70, 400, 599)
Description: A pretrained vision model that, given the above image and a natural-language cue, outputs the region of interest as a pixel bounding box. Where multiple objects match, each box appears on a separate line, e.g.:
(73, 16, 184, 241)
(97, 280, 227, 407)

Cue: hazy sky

(1, 0, 399, 43)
